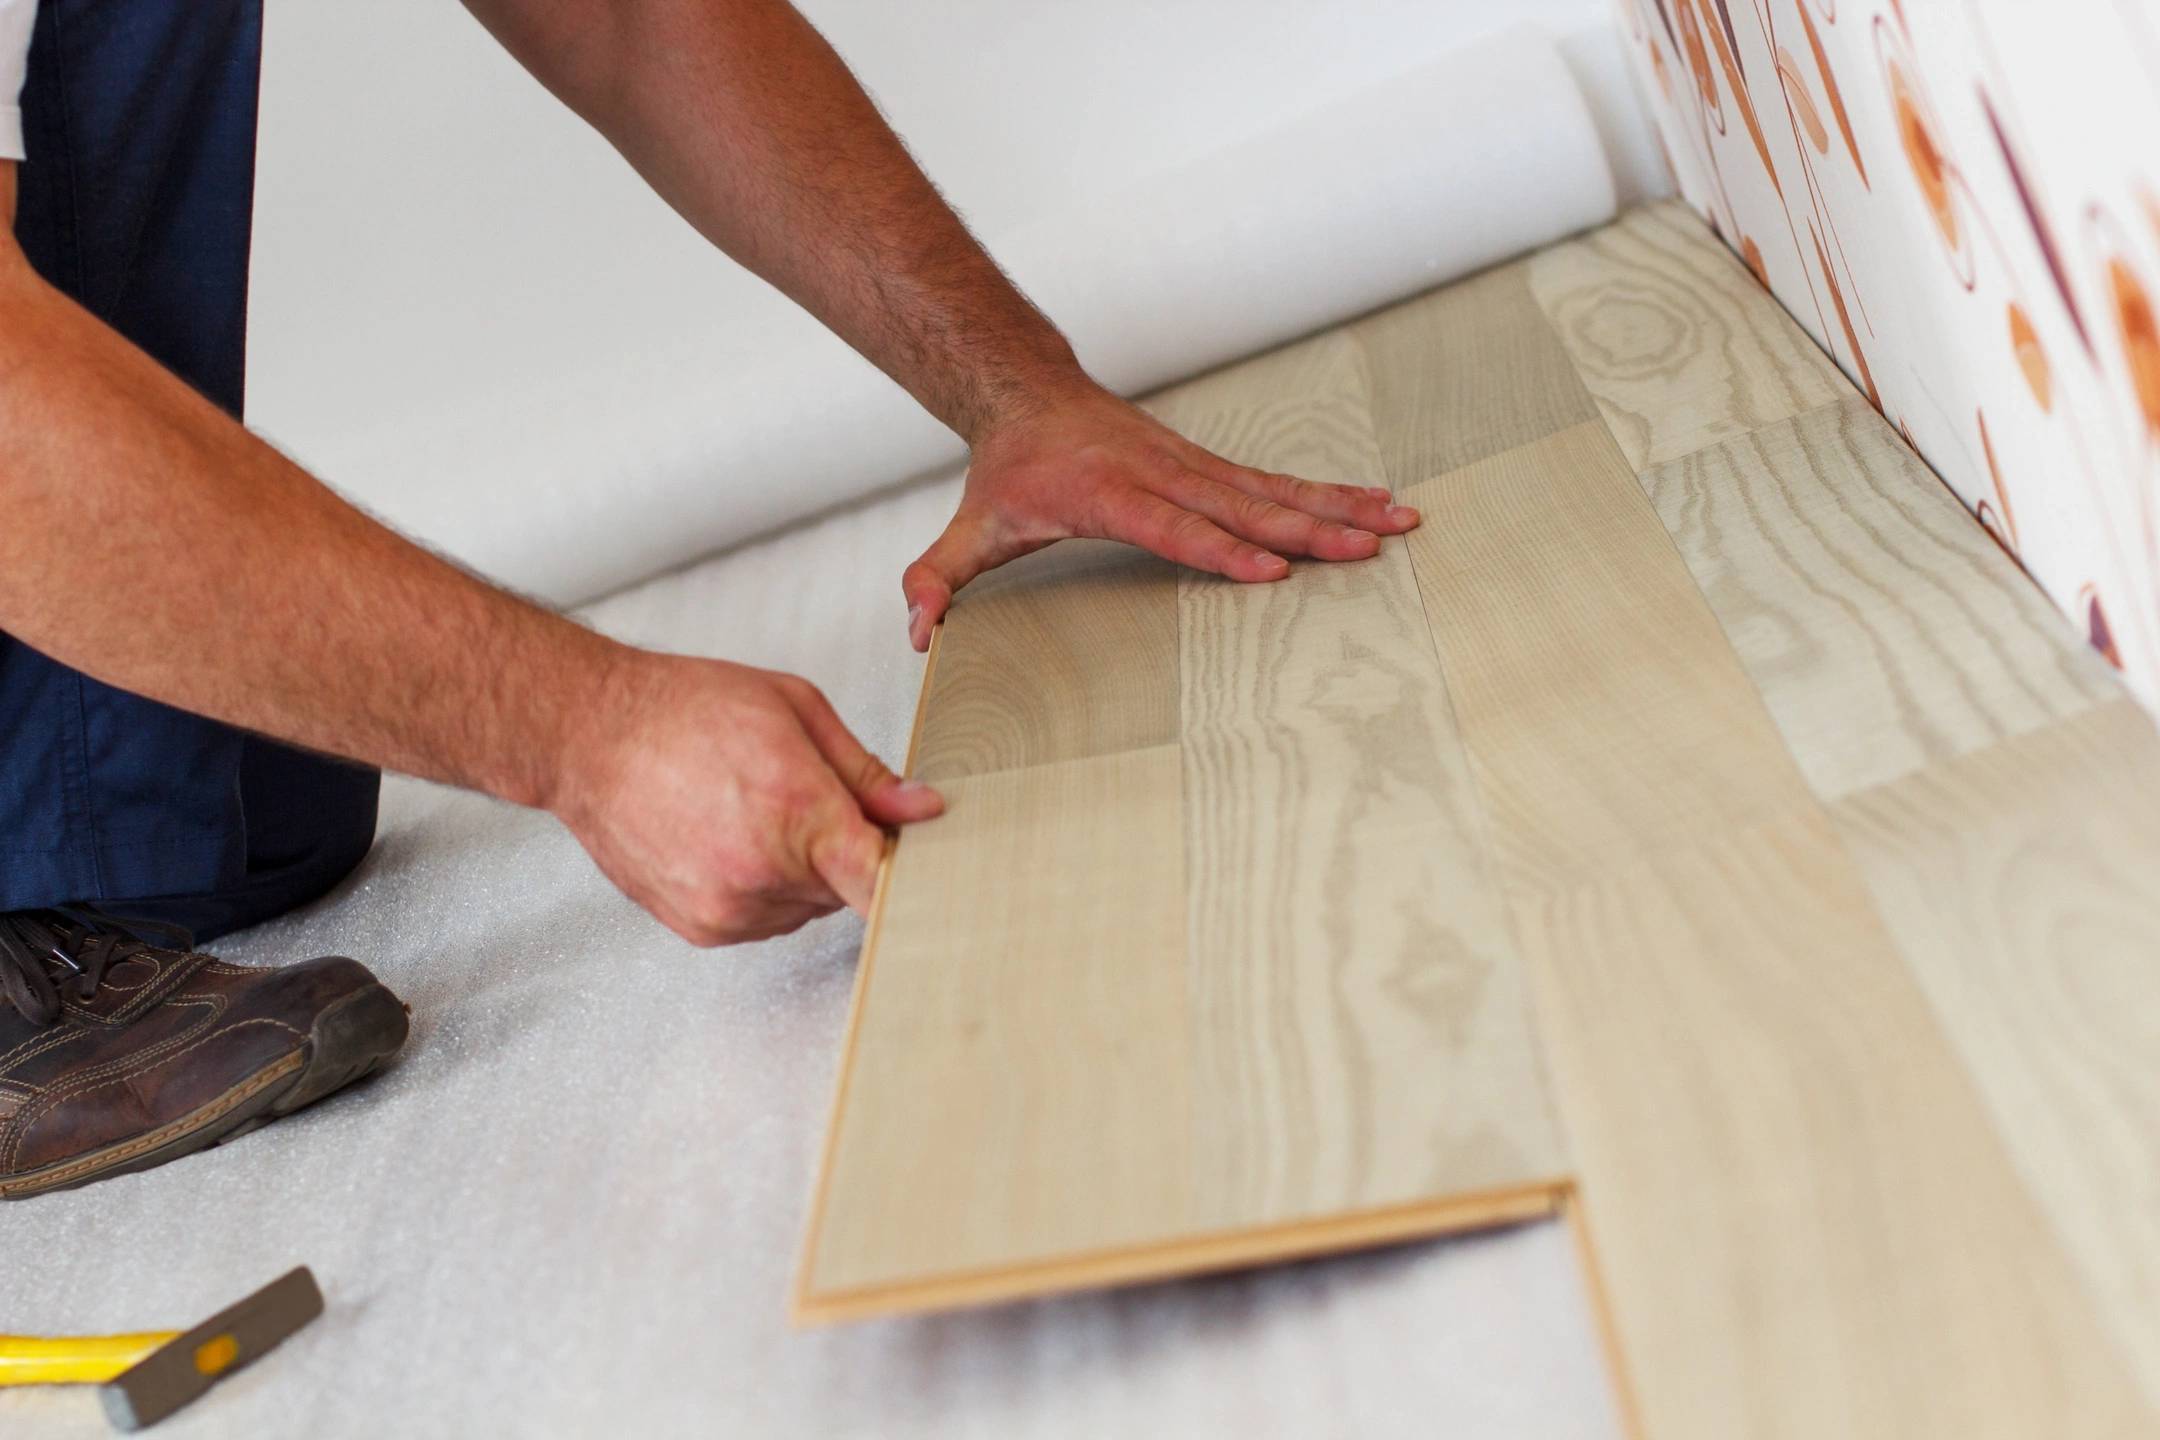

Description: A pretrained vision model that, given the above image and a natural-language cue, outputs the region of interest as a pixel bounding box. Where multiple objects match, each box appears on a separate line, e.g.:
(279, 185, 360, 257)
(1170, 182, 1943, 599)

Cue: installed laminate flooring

(799, 201, 2160, 1436)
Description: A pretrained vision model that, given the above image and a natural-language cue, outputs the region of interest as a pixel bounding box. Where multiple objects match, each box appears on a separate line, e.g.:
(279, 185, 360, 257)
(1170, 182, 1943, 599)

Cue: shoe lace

(0, 905, 195, 1027)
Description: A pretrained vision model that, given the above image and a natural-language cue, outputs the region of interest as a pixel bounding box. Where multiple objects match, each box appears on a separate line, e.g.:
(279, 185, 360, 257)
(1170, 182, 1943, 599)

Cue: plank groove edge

(1562, 1192, 1648, 1440)
(791, 620, 945, 1328)
(794, 1177, 1570, 1325)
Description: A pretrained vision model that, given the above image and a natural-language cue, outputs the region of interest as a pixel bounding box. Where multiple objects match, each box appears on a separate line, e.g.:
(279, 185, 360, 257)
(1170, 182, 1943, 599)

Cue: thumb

(776, 676, 945, 828)
(901, 504, 1007, 652)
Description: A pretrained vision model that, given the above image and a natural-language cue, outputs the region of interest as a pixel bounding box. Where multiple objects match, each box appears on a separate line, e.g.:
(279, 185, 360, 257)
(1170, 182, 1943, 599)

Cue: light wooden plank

(1399, 420, 1799, 888)
(1645, 396, 2119, 796)
(801, 325, 1572, 1324)
(1392, 418, 2152, 1435)
(1353, 259, 1601, 481)
(802, 744, 1194, 1302)
(911, 539, 1178, 781)
(1510, 808, 2150, 1439)
(1593, 211, 2160, 1413)
(1144, 329, 1393, 487)
(1167, 332, 1567, 1229)
(1528, 201, 1844, 470)
(1833, 699, 2160, 1414)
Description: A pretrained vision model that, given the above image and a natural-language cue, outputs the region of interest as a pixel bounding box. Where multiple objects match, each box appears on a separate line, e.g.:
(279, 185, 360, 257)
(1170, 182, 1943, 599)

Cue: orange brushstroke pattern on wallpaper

(1618, 0, 2160, 714)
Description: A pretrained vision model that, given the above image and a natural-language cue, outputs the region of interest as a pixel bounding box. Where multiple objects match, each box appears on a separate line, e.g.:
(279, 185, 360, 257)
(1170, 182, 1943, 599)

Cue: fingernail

(906, 603, 923, 633)
(894, 778, 945, 815)
(1346, 528, 1378, 548)
(1387, 505, 1420, 526)
(1363, 486, 1393, 500)
(1254, 552, 1289, 575)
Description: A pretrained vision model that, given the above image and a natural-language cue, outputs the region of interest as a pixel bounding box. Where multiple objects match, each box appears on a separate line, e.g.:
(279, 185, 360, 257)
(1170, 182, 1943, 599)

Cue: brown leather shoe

(0, 907, 409, 1199)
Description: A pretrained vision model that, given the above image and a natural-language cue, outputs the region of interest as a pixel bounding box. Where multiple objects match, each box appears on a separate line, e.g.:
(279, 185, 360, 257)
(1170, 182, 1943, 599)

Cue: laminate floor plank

(1389, 411, 2152, 1434)
(1397, 420, 1799, 889)
(910, 539, 1180, 782)
(1146, 329, 1390, 488)
(1168, 332, 1567, 1231)
(1644, 396, 2119, 797)
(1528, 201, 1845, 470)
(801, 744, 1194, 1311)
(1353, 260, 1601, 481)
(802, 324, 1571, 1324)
(1599, 220, 2160, 1413)
(1832, 699, 2160, 1414)
(1508, 808, 2150, 1440)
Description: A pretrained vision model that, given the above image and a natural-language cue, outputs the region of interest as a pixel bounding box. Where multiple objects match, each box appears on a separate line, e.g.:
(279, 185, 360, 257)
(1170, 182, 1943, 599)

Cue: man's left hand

(899, 384, 1422, 651)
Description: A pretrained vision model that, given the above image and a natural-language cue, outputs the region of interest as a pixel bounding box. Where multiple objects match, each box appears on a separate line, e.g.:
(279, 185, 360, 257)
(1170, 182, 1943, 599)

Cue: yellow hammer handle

(0, 1331, 178, 1385)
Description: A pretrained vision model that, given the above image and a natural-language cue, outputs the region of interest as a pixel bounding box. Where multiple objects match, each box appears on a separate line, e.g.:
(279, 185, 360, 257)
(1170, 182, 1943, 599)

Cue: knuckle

(699, 892, 751, 935)
(1164, 507, 1219, 550)
(850, 752, 893, 795)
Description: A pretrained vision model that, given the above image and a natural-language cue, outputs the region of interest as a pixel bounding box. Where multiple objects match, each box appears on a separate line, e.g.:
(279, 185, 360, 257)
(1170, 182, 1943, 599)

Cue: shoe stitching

(3, 1009, 294, 1170)
(0, 995, 227, 1169)
(51, 950, 203, 1028)
(0, 1050, 306, 1198)
(5, 1015, 308, 1171)
(1, 994, 226, 1155)
(0, 954, 217, 1084)
(80, 953, 216, 1027)
(0, 1023, 97, 1082)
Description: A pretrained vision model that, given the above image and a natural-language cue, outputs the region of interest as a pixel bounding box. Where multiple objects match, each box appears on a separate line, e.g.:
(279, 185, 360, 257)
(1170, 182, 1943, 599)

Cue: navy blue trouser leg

(1, 0, 379, 939)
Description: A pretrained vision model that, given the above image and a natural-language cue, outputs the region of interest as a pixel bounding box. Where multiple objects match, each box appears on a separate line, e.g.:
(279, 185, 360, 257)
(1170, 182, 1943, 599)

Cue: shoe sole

(0, 980, 411, 1200)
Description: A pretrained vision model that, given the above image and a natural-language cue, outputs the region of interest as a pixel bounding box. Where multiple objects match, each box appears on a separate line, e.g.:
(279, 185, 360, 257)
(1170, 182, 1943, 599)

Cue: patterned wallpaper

(1617, 0, 2160, 711)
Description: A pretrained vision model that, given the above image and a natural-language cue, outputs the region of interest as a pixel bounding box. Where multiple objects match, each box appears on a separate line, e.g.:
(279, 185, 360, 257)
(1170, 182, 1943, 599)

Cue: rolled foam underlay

(253, 24, 1617, 606)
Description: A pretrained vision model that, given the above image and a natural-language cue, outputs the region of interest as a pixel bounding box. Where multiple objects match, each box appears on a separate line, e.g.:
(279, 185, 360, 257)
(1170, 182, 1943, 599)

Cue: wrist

(960, 358, 1102, 449)
(516, 627, 643, 818)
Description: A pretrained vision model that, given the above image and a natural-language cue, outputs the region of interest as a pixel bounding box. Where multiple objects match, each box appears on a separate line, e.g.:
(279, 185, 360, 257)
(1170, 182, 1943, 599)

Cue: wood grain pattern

(1506, 809, 2149, 1439)
(1146, 329, 1389, 487)
(804, 744, 1193, 1299)
(800, 324, 1569, 1324)
(911, 539, 1179, 781)
(1353, 259, 1600, 481)
(1528, 201, 1844, 470)
(1398, 420, 1800, 888)
(1168, 333, 1566, 1229)
(1645, 396, 2119, 796)
(804, 204, 2160, 1440)
(1386, 403, 2151, 1431)
(1833, 698, 2160, 1415)
(1586, 207, 2160, 1416)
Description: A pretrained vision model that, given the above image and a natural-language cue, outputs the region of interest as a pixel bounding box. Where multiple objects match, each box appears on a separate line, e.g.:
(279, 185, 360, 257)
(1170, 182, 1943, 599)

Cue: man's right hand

(547, 653, 943, 946)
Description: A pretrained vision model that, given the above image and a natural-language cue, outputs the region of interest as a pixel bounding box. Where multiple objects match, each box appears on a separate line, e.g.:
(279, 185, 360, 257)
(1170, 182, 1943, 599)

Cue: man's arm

(0, 163, 939, 945)
(463, 0, 1422, 650)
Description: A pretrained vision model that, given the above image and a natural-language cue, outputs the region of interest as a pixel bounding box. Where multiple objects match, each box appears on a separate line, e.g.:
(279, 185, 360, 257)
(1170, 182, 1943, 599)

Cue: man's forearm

(465, 0, 1088, 443)
(0, 238, 619, 811)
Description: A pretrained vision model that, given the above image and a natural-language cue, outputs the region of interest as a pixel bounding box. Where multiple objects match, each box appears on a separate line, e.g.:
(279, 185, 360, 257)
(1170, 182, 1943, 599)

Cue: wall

(1616, 0, 2160, 710)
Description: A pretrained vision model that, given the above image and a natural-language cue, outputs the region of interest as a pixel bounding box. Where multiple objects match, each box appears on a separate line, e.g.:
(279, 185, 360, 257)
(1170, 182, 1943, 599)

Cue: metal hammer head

(99, 1268, 323, 1432)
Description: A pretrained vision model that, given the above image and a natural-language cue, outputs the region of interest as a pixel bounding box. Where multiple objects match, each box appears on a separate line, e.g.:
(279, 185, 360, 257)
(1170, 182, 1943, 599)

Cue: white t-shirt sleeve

(0, 0, 32, 161)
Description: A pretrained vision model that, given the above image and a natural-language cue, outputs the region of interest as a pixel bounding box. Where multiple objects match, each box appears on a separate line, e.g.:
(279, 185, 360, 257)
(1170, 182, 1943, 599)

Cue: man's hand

(549, 653, 943, 946)
(899, 385, 1423, 651)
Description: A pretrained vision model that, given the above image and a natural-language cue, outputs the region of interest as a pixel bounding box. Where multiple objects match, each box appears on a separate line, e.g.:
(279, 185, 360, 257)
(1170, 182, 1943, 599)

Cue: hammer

(0, 1267, 322, 1430)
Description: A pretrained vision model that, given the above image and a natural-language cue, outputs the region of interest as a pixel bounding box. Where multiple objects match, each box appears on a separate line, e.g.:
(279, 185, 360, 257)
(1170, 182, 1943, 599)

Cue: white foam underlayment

(0, 475, 1620, 1438)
